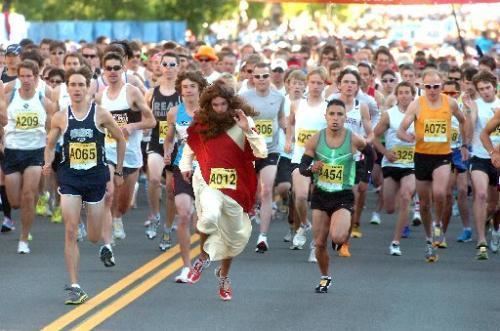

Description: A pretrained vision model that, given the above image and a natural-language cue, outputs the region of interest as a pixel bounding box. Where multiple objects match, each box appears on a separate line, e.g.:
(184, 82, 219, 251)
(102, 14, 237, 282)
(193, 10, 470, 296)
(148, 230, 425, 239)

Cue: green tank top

(314, 128, 355, 192)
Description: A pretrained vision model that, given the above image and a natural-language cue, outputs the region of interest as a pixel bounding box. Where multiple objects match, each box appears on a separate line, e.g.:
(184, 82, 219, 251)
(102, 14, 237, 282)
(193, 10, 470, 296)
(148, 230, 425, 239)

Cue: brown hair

(472, 70, 497, 89)
(65, 66, 93, 87)
(17, 60, 39, 76)
(395, 81, 416, 96)
(175, 70, 208, 95)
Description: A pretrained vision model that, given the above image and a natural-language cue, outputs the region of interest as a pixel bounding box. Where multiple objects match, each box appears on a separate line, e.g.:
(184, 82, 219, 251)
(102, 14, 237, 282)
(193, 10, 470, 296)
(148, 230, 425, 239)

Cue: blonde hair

(421, 68, 442, 81)
(307, 66, 328, 82)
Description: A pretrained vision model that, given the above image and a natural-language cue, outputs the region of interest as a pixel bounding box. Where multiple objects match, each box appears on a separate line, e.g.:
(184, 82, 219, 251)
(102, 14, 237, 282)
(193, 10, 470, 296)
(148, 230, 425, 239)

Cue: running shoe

(17, 241, 30, 254)
(175, 267, 190, 283)
(425, 241, 438, 262)
(112, 218, 126, 240)
(187, 257, 211, 284)
(432, 225, 443, 247)
(77, 222, 87, 242)
(64, 285, 88, 305)
(351, 224, 363, 238)
(145, 219, 160, 240)
(437, 237, 448, 249)
(489, 229, 500, 253)
(315, 276, 332, 293)
(401, 226, 410, 239)
(283, 228, 293, 242)
(476, 243, 488, 260)
(370, 212, 381, 225)
(36, 192, 51, 217)
(255, 233, 269, 253)
(292, 224, 309, 249)
(308, 243, 317, 263)
(99, 245, 115, 267)
(159, 230, 172, 251)
(338, 243, 351, 257)
(1, 217, 15, 233)
(389, 242, 402, 256)
(51, 206, 62, 224)
(412, 211, 422, 226)
(215, 267, 232, 301)
(457, 228, 472, 243)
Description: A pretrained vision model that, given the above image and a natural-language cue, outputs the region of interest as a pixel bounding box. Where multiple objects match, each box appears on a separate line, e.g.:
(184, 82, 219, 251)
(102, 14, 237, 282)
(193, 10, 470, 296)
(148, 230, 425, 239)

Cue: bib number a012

(15, 112, 39, 130)
(318, 164, 343, 190)
(159, 121, 168, 144)
(255, 119, 273, 142)
(209, 168, 237, 190)
(69, 142, 97, 170)
(424, 119, 448, 143)
(392, 146, 414, 164)
(296, 129, 318, 147)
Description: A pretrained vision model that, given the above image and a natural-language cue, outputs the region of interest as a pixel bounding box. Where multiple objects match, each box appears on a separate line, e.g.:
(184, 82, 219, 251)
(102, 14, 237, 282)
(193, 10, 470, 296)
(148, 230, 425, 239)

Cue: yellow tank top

(415, 95, 452, 155)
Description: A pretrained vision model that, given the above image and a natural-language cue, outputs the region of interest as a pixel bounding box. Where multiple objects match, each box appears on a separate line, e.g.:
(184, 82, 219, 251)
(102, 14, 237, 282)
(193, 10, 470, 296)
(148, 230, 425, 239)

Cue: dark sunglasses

(424, 84, 441, 90)
(382, 78, 396, 83)
(161, 62, 177, 68)
(50, 79, 63, 84)
(198, 58, 211, 63)
(105, 65, 122, 72)
(51, 51, 65, 55)
(83, 54, 97, 59)
(442, 91, 459, 96)
(253, 74, 270, 80)
(272, 68, 285, 73)
(245, 69, 253, 74)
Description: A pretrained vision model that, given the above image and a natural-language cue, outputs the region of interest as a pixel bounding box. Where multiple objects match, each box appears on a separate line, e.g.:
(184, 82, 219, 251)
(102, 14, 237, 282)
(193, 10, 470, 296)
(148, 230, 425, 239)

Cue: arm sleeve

(179, 144, 195, 173)
(298, 154, 314, 177)
(245, 116, 268, 158)
(360, 144, 375, 183)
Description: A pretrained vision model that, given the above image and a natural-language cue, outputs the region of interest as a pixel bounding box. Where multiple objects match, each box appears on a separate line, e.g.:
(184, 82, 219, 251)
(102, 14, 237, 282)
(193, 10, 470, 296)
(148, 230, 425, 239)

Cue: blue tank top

(59, 103, 107, 177)
(173, 103, 193, 166)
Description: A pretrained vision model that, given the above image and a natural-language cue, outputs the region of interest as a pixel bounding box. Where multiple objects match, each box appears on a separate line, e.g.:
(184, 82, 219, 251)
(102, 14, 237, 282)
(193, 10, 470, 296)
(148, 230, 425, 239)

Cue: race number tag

(424, 119, 447, 143)
(296, 129, 318, 147)
(451, 127, 459, 143)
(318, 164, 343, 190)
(106, 114, 128, 144)
(159, 121, 168, 144)
(392, 145, 414, 164)
(255, 119, 273, 142)
(209, 168, 237, 190)
(69, 142, 97, 170)
(15, 112, 39, 130)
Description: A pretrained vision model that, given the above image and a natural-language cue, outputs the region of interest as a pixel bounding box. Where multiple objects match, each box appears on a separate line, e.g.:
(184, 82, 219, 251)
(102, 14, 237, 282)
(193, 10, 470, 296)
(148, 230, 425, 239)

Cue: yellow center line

(41, 234, 199, 331)
(73, 246, 201, 330)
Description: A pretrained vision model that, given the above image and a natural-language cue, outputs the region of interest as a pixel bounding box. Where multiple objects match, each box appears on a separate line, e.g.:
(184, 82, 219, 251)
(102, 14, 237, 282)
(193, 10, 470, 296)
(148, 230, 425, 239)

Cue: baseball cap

(6, 44, 21, 56)
(271, 58, 288, 71)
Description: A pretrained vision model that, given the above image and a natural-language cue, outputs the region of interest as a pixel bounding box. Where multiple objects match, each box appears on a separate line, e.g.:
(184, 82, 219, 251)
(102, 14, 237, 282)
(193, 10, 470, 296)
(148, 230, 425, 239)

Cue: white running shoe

(292, 224, 309, 249)
(490, 229, 500, 253)
(255, 233, 269, 253)
(112, 218, 126, 240)
(17, 241, 30, 254)
(370, 212, 381, 225)
(175, 267, 191, 283)
(412, 211, 422, 226)
(389, 242, 402, 256)
(308, 242, 317, 263)
(283, 228, 293, 242)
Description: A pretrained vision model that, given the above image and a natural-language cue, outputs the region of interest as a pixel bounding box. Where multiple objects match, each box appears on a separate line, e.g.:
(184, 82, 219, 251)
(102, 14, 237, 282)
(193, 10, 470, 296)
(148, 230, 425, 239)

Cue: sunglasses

(245, 69, 253, 74)
(442, 91, 459, 96)
(198, 58, 211, 63)
(272, 68, 285, 73)
(105, 65, 122, 72)
(50, 79, 63, 84)
(424, 84, 441, 90)
(161, 62, 177, 68)
(51, 51, 65, 55)
(83, 54, 97, 59)
(382, 78, 396, 83)
(253, 74, 270, 80)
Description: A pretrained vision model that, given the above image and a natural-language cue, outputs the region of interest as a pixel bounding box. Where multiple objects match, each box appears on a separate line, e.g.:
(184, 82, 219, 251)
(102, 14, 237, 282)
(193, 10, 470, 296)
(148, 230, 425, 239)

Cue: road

(0, 188, 499, 331)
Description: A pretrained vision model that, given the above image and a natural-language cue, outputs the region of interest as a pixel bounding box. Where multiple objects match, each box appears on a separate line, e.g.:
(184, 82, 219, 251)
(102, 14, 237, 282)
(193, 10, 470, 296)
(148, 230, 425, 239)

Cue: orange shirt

(415, 95, 452, 155)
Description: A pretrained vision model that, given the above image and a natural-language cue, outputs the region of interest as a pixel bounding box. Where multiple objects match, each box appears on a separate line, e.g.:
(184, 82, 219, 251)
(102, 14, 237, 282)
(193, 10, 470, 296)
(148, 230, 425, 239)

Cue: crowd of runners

(0, 34, 498, 303)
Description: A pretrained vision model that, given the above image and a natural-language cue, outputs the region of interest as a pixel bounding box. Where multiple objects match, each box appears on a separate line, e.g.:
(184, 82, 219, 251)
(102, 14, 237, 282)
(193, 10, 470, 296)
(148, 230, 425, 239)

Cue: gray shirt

(241, 89, 285, 154)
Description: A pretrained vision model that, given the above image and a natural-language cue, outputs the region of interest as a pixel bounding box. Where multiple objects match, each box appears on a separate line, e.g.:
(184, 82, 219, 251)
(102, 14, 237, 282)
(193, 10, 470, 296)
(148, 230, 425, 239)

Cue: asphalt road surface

(0, 188, 499, 331)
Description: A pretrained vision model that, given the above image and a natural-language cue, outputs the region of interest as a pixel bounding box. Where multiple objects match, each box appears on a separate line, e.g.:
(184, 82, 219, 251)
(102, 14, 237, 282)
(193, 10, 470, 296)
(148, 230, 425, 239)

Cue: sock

(260, 232, 267, 237)
(426, 237, 432, 243)
(464, 227, 472, 231)
(392, 241, 400, 245)
(71, 283, 80, 288)
(154, 213, 160, 220)
(0, 185, 11, 219)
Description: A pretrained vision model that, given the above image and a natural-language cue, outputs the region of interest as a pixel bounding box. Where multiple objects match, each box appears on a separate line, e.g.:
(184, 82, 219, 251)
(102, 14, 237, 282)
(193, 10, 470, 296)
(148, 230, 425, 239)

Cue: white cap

(271, 58, 288, 71)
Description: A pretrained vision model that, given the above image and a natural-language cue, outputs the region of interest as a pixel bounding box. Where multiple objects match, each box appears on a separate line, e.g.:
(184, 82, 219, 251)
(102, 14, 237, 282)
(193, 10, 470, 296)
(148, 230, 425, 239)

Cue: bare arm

(397, 100, 417, 143)
(0, 82, 6, 127)
(360, 103, 373, 143)
(480, 108, 500, 167)
(128, 85, 156, 131)
(43, 111, 65, 174)
(285, 100, 298, 153)
(163, 107, 177, 164)
(240, 115, 268, 159)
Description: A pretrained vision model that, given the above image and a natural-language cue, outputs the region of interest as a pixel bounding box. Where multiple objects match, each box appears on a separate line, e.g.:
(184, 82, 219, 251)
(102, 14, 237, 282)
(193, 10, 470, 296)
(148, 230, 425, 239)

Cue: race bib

(392, 145, 414, 164)
(159, 121, 168, 144)
(318, 164, 343, 190)
(296, 129, 318, 147)
(69, 142, 97, 170)
(15, 112, 39, 130)
(209, 168, 237, 190)
(106, 114, 128, 144)
(255, 119, 273, 142)
(451, 127, 459, 143)
(424, 119, 448, 143)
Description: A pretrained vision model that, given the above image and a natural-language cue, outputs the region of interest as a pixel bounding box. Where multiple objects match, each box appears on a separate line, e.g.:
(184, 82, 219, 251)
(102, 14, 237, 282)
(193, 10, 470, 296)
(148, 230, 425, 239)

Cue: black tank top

(150, 86, 180, 146)
(59, 103, 107, 176)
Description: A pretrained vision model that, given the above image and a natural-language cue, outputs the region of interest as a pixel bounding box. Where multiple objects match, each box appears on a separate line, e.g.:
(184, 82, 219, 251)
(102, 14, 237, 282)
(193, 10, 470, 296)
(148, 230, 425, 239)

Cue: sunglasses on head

(424, 84, 441, 90)
(105, 65, 122, 72)
(83, 54, 97, 59)
(253, 73, 270, 80)
(162, 62, 177, 68)
(382, 78, 396, 83)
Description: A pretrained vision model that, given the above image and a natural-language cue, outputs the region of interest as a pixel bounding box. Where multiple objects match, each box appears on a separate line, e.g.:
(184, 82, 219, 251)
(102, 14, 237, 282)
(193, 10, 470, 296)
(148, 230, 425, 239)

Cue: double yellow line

(42, 234, 200, 331)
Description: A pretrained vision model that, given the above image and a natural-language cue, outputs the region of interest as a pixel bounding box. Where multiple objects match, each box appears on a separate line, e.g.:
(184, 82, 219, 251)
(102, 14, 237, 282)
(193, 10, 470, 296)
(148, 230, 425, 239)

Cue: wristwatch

(114, 170, 123, 177)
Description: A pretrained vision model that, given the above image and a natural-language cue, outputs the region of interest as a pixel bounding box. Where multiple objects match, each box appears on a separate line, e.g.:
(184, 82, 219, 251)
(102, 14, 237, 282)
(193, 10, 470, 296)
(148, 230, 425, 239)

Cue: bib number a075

(424, 119, 447, 143)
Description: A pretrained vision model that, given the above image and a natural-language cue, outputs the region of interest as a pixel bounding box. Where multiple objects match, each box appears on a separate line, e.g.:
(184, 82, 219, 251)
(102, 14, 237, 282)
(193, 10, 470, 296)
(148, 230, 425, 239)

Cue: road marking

(41, 234, 199, 331)
(73, 246, 201, 330)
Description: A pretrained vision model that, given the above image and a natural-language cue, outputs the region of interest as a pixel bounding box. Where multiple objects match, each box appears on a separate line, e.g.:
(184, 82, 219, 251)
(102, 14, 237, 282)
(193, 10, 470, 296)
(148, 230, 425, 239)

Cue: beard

(197, 109, 237, 139)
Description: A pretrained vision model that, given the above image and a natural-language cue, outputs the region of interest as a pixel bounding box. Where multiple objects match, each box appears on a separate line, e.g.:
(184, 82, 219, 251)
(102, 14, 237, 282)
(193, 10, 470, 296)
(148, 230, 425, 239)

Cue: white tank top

(291, 98, 327, 164)
(14, 78, 47, 98)
(58, 83, 71, 110)
(382, 105, 415, 169)
(450, 98, 464, 149)
(5, 88, 47, 150)
(101, 83, 143, 168)
(471, 97, 500, 159)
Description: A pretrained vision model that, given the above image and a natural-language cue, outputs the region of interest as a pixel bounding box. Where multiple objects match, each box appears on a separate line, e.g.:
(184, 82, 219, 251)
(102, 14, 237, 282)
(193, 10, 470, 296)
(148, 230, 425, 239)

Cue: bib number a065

(69, 142, 97, 170)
